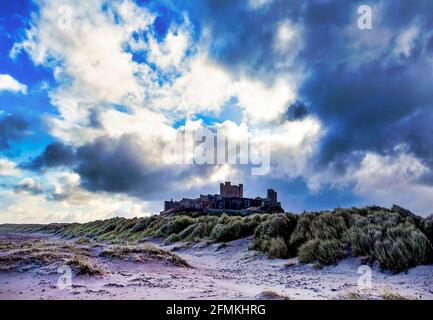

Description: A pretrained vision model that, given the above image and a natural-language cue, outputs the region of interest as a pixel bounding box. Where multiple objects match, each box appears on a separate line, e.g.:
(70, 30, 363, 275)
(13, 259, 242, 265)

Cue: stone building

(162, 182, 283, 214)
(220, 182, 243, 198)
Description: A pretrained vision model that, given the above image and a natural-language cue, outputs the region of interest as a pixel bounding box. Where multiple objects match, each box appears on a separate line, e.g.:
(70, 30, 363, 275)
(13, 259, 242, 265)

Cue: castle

(162, 182, 284, 215)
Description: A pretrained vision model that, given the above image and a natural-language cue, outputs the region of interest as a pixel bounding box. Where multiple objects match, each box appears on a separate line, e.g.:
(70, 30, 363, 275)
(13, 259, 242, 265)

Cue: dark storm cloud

(183, 0, 304, 80)
(299, 0, 433, 173)
(186, 0, 433, 74)
(0, 115, 29, 151)
(183, 0, 433, 177)
(22, 135, 161, 196)
(23, 132, 231, 200)
(75, 134, 166, 195)
(303, 58, 433, 169)
(23, 141, 76, 170)
(75, 134, 220, 199)
(181, 0, 370, 81)
(287, 101, 308, 121)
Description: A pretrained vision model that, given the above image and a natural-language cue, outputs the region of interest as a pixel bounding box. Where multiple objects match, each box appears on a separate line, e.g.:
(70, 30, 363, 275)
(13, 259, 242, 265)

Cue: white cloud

(0, 158, 19, 176)
(351, 151, 433, 215)
(14, 178, 43, 194)
(0, 171, 153, 223)
(3, 0, 326, 223)
(235, 78, 295, 123)
(273, 20, 303, 58)
(306, 149, 433, 216)
(11, 0, 301, 133)
(11, 0, 155, 135)
(394, 25, 419, 58)
(212, 117, 323, 179)
(147, 22, 191, 71)
(156, 54, 234, 115)
(156, 51, 297, 124)
(248, 0, 273, 10)
(267, 117, 323, 178)
(0, 189, 152, 224)
(0, 74, 27, 94)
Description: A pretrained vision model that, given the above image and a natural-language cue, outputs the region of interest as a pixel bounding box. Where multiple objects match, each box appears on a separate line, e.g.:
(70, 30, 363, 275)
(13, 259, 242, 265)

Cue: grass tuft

(259, 290, 290, 300)
(338, 290, 369, 300)
(100, 243, 190, 267)
(67, 256, 103, 276)
(298, 239, 346, 265)
(250, 213, 297, 258)
(380, 289, 409, 300)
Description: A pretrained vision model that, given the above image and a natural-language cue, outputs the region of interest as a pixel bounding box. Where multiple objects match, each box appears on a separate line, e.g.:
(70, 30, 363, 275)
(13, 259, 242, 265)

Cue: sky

(1, 0, 433, 223)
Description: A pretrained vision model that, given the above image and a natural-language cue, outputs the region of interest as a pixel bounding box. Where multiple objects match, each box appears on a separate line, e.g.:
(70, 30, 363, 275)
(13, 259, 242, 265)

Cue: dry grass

(0, 237, 190, 275)
(2, 204, 432, 273)
(380, 289, 410, 300)
(0, 238, 95, 274)
(66, 256, 104, 276)
(338, 290, 370, 300)
(100, 242, 190, 267)
(259, 289, 290, 300)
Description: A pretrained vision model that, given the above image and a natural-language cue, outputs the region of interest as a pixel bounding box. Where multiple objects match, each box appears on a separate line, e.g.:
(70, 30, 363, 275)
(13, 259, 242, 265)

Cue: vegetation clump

(250, 213, 297, 258)
(338, 290, 369, 300)
(100, 243, 190, 267)
(67, 256, 103, 276)
(211, 214, 267, 243)
(2, 205, 433, 272)
(298, 239, 346, 265)
(380, 289, 409, 300)
(344, 213, 432, 272)
(258, 290, 291, 300)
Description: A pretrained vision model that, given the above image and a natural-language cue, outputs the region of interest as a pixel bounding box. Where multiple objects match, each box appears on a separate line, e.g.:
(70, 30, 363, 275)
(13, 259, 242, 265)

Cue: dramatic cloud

(287, 101, 309, 121)
(0, 115, 29, 151)
(0, 158, 18, 176)
(74, 130, 249, 200)
(0, 185, 153, 224)
(351, 151, 433, 215)
(0, 74, 27, 94)
(23, 141, 76, 170)
(45, 172, 89, 202)
(14, 178, 43, 195)
(184, 0, 301, 78)
(75, 134, 167, 196)
(2, 0, 433, 221)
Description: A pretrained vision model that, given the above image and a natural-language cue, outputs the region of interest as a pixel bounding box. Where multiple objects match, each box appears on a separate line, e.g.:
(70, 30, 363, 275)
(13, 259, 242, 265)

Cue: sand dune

(0, 232, 432, 300)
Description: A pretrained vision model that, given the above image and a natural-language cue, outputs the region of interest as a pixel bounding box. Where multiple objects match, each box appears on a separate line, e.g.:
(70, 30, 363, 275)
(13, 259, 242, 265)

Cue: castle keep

(220, 181, 243, 198)
(162, 182, 283, 214)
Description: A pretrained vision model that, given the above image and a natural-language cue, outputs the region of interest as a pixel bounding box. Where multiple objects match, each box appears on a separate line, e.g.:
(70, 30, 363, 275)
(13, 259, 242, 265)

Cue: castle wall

(162, 183, 283, 213)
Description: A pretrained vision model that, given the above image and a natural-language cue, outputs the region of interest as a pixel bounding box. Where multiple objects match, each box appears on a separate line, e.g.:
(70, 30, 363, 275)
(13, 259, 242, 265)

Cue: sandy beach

(1, 232, 432, 300)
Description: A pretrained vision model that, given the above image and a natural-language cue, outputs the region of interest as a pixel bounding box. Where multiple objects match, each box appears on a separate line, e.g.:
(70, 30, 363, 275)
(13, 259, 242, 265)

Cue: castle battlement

(162, 182, 283, 215)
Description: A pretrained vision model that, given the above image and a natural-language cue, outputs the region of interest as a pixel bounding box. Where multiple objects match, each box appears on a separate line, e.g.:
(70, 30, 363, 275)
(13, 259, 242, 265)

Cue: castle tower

(220, 181, 243, 198)
(266, 189, 277, 204)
